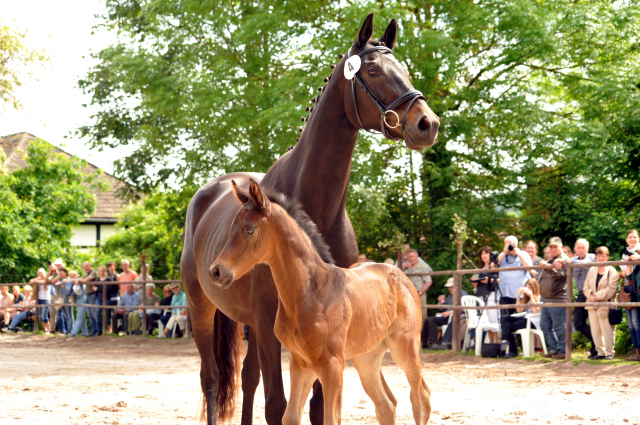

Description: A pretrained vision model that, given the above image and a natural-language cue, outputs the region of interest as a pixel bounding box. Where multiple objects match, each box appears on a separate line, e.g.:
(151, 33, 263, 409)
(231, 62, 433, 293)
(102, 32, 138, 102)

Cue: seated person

(158, 283, 188, 338)
(500, 278, 542, 358)
(1, 285, 16, 328)
(112, 284, 142, 335)
(421, 278, 469, 349)
(1, 285, 35, 333)
(158, 285, 174, 331)
(9, 286, 24, 322)
(141, 283, 161, 335)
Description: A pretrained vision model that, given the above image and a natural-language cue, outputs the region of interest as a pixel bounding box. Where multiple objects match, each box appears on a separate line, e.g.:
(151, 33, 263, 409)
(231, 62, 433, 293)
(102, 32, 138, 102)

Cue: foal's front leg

(315, 356, 345, 425)
(283, 353, 317, 425)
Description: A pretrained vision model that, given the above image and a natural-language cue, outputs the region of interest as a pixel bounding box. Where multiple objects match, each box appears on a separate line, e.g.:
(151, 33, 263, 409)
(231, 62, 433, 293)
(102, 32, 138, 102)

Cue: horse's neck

(266, 209, 333, 305)
(267, 76, 359, 234)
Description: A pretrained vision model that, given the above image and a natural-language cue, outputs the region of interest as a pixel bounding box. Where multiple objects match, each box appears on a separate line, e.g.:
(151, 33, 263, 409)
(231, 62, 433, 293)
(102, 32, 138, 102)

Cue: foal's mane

(261, 188, 335, 265)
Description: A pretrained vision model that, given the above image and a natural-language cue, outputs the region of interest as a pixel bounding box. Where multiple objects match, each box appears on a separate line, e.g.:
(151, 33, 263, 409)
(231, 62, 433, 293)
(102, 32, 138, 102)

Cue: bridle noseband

(348, 46, 425, 141)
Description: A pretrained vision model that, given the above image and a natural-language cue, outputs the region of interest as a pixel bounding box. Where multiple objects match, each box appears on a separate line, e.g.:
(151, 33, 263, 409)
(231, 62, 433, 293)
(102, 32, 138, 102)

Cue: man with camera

(538, 237, 570, 359)
(497, 236, 532, 315)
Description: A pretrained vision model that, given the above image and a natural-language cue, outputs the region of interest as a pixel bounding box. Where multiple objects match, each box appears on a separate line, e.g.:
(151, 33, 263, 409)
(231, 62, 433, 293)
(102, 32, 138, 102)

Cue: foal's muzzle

(209, 263, 234, 288)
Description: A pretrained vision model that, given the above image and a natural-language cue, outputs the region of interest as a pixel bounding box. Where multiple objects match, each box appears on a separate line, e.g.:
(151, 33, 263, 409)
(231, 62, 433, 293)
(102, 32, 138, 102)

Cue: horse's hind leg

(387, 325, 431, 425)
(351, 341, 398, 425)
(241, 326, 260, 425)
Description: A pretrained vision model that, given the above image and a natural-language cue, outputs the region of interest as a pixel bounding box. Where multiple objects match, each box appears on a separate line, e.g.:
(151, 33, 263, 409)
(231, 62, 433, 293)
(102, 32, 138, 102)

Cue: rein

(348, 46, 424, 141)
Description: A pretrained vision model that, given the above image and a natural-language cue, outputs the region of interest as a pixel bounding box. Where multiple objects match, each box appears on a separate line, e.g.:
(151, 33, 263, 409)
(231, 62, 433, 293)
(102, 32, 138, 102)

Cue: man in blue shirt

(497, 235, 532, 315)
(112, 284, 142, 335)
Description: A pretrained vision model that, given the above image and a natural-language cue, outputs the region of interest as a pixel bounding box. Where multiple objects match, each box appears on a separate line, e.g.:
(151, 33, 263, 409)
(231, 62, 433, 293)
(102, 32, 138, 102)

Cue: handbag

(608, 308, 623, 325)
(481, 343, 503, 358)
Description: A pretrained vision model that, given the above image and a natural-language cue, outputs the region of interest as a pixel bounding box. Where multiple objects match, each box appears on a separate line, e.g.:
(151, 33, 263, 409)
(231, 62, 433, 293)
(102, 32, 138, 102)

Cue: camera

(622, 248, 636, 257)
(489, 251, 500, 266)
(508, 244, 515, 251)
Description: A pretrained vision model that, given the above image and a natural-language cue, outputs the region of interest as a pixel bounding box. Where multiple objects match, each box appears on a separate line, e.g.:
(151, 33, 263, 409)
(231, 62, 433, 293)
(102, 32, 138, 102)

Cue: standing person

(76, 262, 100, 336)
(403, 249, 433, 328)
(93, 265, 114, 335)
(524, 241, 543, 279)
(158, 283, 188, 338)
(583, 247, 619, 360)
(470, 246, 500, 343)
(68, 271, 90, 338)
(562, 245, 573, 258)
(57, 268, 74, 334)
(29, 268, 51, 334)
(497, 236, 532, 316)
(500, 278, 542, 358)
(106, 262, 120, 332)
(357, 253, 368, 263)
(47, 262, 61, 333)
(134, 263, 153, 300)
(538, 237, 570, 359)
(620, 229, 640, 361)
(567, 239, 597, 357)
(118, 260, 138, 300)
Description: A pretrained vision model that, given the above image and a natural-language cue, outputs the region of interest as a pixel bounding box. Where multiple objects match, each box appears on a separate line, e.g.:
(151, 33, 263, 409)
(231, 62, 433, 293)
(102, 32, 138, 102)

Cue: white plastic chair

(513, 313, 547, 357)
(460, 295, 501, 356)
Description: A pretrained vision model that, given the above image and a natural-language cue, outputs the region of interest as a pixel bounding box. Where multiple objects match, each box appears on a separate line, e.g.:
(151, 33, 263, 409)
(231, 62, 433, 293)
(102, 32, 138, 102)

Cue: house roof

(1, 132, 129, 221)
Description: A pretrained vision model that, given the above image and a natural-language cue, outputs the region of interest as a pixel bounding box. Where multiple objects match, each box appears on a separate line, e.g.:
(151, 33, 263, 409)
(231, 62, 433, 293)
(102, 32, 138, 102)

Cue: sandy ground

(1, 334, 640, 425)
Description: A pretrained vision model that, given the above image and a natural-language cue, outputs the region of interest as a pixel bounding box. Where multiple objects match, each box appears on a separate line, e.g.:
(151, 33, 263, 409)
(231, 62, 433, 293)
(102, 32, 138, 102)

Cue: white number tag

(344, 55, 361, 80)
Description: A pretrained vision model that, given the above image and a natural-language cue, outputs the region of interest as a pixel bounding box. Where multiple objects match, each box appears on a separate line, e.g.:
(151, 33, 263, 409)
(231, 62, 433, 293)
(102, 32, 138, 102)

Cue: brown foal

(211, 179, 431, 425)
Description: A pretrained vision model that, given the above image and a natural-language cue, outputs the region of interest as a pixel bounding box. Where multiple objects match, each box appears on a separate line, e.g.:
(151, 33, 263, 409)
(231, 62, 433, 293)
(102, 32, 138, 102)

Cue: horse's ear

(379, 19, 397, 49)
(248, 178, 270, 212)
(231, 180, 250, 205)
(356, 13, 374, 47)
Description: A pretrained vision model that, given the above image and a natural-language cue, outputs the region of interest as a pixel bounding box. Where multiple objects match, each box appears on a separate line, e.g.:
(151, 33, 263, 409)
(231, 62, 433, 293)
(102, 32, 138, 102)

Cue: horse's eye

(368, 68, 377, 76)
(245, 227, 255, 235)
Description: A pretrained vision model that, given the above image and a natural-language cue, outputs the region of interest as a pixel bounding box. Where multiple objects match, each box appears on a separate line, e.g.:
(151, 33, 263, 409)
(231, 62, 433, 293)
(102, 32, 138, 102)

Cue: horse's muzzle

(209, 263, 234, 288)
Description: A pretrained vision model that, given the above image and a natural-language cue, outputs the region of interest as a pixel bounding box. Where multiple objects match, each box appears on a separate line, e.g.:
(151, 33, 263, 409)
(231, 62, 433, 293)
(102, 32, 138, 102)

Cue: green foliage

(90, 188, 196, 279)
(0, 140, 98, 281)
(615, 318, 633, 355)
(0, 18, 48, 109)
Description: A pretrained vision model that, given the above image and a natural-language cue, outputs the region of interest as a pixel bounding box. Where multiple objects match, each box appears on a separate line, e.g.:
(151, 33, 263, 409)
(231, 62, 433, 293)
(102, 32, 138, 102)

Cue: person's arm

(583, 268, 596, 302)
(597, 268, 620, 301)
(441, 310, 451, 318)
(531, 296, 542, 314)
(516, 249, 532, 267)
(515, 287, 525, 313)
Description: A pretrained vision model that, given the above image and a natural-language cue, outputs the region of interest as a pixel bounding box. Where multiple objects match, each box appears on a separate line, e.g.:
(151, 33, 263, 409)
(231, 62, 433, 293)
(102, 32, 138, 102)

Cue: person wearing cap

(404, 249, 433, 329)
(538, 236, 570, 359)
(421, 278, 468, 350)
(497, 236, 532, 316)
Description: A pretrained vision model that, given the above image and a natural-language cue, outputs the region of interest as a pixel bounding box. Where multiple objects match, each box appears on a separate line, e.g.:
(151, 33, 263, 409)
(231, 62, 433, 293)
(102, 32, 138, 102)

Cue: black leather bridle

(348, 46, 425, 141)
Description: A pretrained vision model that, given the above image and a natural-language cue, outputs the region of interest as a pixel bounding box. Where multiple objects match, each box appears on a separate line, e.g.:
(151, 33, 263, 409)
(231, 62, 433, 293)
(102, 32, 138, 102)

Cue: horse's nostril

(418, 116, 429, 132)
(212, 267, 220, 281)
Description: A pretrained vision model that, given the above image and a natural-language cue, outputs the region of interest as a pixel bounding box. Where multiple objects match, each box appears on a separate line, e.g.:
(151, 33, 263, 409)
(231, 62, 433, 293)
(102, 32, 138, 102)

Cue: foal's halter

(348, 46, 425, 141)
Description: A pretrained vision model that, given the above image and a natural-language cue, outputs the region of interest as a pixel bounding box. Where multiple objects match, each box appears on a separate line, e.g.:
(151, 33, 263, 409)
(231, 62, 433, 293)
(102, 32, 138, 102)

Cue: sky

(0, 0, 123, 174)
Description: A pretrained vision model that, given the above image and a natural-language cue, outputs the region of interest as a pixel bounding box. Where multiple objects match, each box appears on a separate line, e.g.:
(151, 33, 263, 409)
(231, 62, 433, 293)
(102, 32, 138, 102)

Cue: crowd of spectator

(0, 259, 189, 338)
(398, 231, 640, 361)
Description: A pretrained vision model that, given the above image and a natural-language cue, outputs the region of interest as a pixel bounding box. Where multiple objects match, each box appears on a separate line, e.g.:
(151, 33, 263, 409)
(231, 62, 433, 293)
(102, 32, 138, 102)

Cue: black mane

(262, 189, 335, 265)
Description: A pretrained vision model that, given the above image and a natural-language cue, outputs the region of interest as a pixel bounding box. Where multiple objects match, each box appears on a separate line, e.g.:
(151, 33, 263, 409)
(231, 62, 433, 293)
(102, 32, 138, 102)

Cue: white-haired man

(497, 235, 532, 315)
(568, 239, 597, 357)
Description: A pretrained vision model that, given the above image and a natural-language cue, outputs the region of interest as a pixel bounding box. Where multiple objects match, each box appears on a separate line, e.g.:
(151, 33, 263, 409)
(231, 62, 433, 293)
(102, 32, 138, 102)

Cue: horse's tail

(201, 309, 243, 423)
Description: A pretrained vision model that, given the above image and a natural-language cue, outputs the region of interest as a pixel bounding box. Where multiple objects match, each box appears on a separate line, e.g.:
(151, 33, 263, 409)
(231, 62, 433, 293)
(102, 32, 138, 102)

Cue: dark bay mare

(180, 13, 439, 425)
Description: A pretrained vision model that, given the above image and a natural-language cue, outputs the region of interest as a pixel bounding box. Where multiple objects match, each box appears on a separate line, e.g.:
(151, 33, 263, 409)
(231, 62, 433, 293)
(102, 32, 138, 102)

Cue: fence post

(451, 242, 462, 352)
(565, 265, 573, 360)
(34, 283, 39, 333)
(102, 279, 107, 336)
(141, 255, 147, 337)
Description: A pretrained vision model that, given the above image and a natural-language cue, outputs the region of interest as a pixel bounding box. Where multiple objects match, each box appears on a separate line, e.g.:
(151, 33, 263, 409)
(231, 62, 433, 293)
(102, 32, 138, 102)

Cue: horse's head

(342, 14, 439, 149)
(210, 179, 272, 288)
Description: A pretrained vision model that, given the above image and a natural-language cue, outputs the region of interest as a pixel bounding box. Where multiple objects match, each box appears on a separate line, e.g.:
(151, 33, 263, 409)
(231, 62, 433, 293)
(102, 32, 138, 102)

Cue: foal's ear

(379, 19, 397, 49)
(231, 180, 250, 205)
(248, 178, 270, 212)
(356, 13, 374, 48)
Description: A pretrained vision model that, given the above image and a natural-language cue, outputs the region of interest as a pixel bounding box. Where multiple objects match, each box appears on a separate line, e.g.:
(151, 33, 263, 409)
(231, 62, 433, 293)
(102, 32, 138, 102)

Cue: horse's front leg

(251, 266, 288, 424)
(314, 356, 345, 425)
(241, 326, 261, 425)
(283, 353, 317, 425)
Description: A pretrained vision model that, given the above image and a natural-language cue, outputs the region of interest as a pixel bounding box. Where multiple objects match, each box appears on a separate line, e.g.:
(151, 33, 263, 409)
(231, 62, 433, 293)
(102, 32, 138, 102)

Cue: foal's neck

(265, 208, 333, 303)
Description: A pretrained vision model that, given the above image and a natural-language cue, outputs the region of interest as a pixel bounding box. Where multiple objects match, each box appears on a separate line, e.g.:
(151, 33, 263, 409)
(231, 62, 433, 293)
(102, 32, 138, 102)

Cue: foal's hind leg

(241, 326, 261, 425)
(351, 341, 398, 425)
(387, 326, 431, 425)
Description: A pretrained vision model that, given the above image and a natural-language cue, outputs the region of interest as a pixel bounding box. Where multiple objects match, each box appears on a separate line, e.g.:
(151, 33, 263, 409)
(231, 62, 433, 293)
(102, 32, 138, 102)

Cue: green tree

(0, 18, 47, 109)
(0, 140, 98, 281)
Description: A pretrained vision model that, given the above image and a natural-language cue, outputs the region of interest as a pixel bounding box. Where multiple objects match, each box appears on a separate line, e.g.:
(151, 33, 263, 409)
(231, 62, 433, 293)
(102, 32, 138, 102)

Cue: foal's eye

(368, 68, 378, 76)
(245, 227, 255, 235)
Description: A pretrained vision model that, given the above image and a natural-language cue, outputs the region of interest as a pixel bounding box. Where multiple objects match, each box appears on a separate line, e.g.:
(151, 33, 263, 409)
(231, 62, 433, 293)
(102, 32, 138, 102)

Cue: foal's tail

(202, 309, 243, 423)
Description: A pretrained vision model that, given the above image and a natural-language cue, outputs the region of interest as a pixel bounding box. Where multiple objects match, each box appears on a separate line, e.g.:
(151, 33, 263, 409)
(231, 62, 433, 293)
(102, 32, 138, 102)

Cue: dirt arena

(1, 334, 639, 425)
